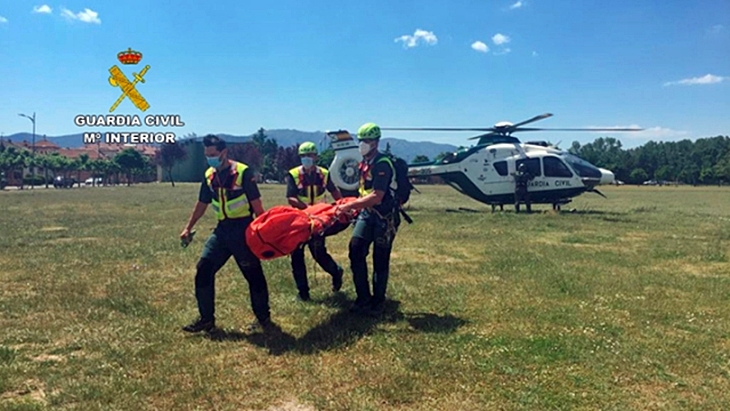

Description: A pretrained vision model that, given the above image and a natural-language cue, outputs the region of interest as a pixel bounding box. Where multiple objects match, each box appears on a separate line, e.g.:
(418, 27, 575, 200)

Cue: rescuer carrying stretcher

(286, 141, 345, 301)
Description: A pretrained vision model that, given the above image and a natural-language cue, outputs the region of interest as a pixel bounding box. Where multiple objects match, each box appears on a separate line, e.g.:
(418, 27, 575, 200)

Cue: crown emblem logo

(117, 48, 142, 65)
(108, 47, 150, 112)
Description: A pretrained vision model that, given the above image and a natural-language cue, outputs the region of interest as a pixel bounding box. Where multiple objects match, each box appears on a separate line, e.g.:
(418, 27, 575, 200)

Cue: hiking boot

(246, 317, 274, 333)
(297, 291, 311, 302)
(182, 317, 215, 333)
(331, 266, 344, 292)
(349, 298, 371, 314)
(368, 300, 385, 317)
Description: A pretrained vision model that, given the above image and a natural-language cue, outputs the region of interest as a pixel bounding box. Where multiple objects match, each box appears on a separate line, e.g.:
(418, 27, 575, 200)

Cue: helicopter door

(484, 159, 513, 196)
(541, 155, 579, 192)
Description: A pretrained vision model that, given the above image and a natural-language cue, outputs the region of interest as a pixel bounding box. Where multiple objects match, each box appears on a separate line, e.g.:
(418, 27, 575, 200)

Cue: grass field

(1, 183, 729, 410)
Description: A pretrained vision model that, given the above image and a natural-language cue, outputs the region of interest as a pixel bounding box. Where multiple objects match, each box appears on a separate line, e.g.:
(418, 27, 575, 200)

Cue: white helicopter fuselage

(326, 131, 614, 207)
(407, 142, 614, 205)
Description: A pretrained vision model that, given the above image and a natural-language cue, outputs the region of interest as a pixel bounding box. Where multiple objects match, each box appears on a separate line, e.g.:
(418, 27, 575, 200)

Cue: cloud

(492, 33, 510, 45)
(494, 48, 512, 55)
(663, 74, 725, 86)
(510, 1, 524, 9)
(60, 7, 101, 24)
(0, 16, 7, 23)
(395, 29, 437, 48)
(33, 5, 52, 14)
(471, 41, 489, 53)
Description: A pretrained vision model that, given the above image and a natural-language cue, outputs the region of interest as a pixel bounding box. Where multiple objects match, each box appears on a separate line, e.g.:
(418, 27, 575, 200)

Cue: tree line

(9, 128, 726, 189)
(159, 128, 338, 186)
(0, 143, 156, 189)
(1, 128, 331, 189)
(569, 135, 730, 185)
(234, 128, 338, 182)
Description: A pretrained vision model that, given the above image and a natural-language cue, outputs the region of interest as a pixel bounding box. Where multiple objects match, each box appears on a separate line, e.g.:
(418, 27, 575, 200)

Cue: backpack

(377, 154, 415, 223)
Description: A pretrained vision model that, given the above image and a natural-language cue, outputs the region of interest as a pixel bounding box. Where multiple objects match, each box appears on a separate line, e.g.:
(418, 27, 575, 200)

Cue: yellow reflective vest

(289, 166, 330, 206)
(358, 155, 395, 197)
(205, 161, 251, 220)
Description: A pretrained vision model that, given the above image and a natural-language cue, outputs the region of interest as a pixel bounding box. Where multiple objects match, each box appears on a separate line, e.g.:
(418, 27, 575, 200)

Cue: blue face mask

(301, 157, 314, 168)
(206, 156, 221, 168)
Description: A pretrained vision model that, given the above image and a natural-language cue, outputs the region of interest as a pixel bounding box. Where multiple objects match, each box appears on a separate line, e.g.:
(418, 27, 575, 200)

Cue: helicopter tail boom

(407, 162, 463, 178)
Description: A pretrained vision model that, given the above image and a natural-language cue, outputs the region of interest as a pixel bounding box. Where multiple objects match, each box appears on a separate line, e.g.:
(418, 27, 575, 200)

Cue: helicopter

(327, 113, 643, 211)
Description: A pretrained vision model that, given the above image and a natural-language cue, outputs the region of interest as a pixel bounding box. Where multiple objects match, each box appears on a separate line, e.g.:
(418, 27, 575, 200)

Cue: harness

(358, 154, 396, 198)
(357, 154, 401, 233)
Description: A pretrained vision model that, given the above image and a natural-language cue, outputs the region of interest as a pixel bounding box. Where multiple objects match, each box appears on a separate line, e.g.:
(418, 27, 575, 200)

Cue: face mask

(301, 157, 314, 168)
(206, 156, 221, 168)
(359, 141, 372, 156)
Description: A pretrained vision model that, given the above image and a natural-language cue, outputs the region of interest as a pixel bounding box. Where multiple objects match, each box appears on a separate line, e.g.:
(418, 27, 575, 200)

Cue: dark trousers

(194, 220, 270, 323)
(515, 187, 531, 213)
(290, 234, 340, 295)
(348, 209, 399, 306)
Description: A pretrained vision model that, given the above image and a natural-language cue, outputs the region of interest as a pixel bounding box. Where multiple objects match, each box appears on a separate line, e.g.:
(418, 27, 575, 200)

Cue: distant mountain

(379, 138, 458, 162)
(4, 129, 458, 163)
(4, 132, 85, 150)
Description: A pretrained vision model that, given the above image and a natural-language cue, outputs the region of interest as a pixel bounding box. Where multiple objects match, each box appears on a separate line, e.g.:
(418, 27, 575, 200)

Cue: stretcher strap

(370, 207, 398, 239)
(304, 212, 329, 239)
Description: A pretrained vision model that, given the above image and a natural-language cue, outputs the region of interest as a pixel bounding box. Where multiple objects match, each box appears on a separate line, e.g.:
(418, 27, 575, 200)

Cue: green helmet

(357, 122, 381, 140)
(298, 141, 318, 156)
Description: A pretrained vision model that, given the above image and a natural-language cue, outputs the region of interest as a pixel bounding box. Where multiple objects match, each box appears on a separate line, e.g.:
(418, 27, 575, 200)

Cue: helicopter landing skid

(487, 198, 573, 213)
(550, 199, 573, 211)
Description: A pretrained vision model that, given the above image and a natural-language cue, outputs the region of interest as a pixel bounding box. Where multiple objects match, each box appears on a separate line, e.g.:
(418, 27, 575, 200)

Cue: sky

(1, 0, 728, 149)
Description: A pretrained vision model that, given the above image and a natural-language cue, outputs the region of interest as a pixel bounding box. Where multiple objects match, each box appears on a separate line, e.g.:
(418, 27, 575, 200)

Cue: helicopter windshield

(561, 153, 602, 179)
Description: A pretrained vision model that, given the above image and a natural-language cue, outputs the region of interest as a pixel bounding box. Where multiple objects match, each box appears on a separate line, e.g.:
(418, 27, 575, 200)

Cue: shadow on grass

(405, 312, 468, 333)
(559, 209, 636, 223)
(561, 209, 625, 216)
(442, 208, 633, 220)
(205, 324, 298, 356)
(291, 296, 402, 356)
(199, 294, 467, 356)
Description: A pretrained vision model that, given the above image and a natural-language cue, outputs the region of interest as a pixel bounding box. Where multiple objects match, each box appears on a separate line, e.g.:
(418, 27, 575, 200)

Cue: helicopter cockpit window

(439, 153, 457, 164)
(516, 158, 542, 177)
(562, 154, 602, 179)
(493, 161, 508, 176)
(543, 156, 573, 178)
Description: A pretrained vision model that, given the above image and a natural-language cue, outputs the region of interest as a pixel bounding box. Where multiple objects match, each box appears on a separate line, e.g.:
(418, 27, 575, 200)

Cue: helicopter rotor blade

(381, 127, 497, 132)
(510, 113, 554, 128)
(509, 127, 645, 132)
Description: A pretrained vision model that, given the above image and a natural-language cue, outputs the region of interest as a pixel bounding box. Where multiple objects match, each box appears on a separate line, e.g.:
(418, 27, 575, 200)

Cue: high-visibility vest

(358, 154, 395, 197)
(289, 166, 330, 206)
(205, 161, 251, 220)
